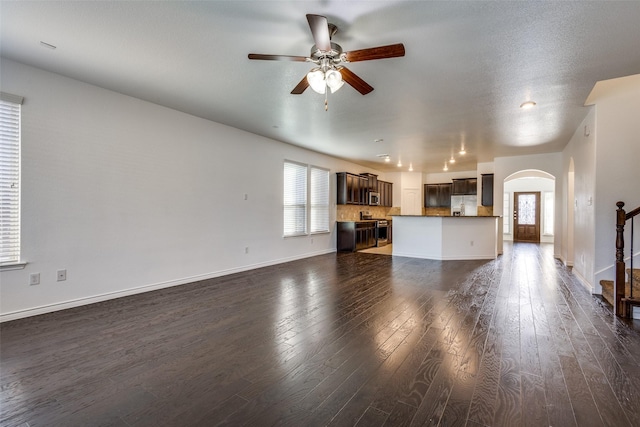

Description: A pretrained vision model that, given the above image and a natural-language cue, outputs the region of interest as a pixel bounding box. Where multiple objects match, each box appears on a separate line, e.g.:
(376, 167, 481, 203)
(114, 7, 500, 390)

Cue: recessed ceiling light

(443, 161, 449, 171)
(520, 101, 536, 109)
(40, 41, 57, 50)
(459, 146, 466, 155)
(408, 163, 413, 172)
(384, 156, 391, 163)
(397, 160, 402, 167)
(449, 156, 456, 164)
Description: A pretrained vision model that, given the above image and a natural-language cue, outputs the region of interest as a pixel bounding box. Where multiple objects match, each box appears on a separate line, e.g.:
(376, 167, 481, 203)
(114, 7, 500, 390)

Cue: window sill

(0, 262, 27, 271)
(284, 231, 330, 238)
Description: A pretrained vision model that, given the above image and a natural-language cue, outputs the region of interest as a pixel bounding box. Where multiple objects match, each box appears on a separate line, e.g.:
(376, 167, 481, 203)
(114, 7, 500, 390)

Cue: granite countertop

(391, 215, 501, 218)
(336, 219, 393, 223)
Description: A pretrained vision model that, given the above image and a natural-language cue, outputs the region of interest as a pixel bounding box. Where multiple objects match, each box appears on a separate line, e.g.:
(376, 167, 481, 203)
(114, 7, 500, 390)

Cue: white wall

(590, 75, 640, 289)
(0, 59, 379, 320)
(561, 110, 596, 288)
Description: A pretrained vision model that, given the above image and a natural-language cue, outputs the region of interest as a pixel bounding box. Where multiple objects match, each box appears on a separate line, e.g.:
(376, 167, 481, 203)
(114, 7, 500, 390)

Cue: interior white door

(401, 188, 422, 215)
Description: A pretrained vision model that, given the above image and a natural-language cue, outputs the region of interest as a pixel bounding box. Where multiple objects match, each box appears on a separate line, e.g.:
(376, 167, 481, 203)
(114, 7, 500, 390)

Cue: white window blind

(283, 161, 307, 236)
(310, 167, 329, 233)
(0, 93, 23, 264)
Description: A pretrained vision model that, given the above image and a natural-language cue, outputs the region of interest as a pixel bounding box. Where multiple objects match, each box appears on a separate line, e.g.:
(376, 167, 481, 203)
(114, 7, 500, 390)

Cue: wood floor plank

(521, 372, 549, 427)
(558, 354, 604, 427)
(407, 351, 458, 426)
(466, 276, 510, 426)
(438, 370, 476, 427)
(536, 333, 577, 427)
(382, 401, 415, 427)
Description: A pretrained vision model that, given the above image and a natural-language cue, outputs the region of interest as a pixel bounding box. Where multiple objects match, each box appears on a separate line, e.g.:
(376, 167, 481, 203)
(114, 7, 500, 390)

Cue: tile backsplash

(336, 205, 394, 220)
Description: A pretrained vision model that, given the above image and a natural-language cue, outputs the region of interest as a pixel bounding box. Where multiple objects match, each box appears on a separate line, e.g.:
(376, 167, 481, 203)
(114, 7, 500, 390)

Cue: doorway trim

(514, 191, 541, 242)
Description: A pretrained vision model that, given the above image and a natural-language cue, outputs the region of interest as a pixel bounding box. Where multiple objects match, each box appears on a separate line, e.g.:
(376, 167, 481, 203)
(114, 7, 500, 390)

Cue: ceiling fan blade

(306, 14, 331, 51)
(291, 75, 309, 94)
(339, 67, 374, 95)
(248, 53, 308, 62)
(344, 43, 405, 62)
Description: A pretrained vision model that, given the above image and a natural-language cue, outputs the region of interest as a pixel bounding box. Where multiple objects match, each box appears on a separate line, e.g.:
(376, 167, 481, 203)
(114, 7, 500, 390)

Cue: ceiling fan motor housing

(310, 42, 343, 63)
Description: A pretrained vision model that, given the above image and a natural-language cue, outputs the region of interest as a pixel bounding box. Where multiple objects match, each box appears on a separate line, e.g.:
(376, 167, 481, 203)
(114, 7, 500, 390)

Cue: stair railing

(615, 201, 640, 317)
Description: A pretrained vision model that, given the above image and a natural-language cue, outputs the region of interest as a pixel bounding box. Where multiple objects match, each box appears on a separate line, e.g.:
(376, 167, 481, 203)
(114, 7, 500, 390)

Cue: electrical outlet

(245, 247, 249, 254)
(30, 273, 40, 285)
(470, 240, 474, 246)
(57, 269, 67, 281)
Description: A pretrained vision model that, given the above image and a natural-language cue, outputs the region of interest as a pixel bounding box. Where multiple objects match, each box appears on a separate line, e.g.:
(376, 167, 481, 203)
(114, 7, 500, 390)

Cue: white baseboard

(572, 268, 593, 293)
(0, 249, 336, 323)
(391, 251, 496, 261)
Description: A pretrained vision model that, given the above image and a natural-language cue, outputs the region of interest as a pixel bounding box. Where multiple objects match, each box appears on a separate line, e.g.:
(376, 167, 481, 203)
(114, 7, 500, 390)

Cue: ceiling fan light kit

(307, 65, 344, 94)
(248, 14, 405, 100)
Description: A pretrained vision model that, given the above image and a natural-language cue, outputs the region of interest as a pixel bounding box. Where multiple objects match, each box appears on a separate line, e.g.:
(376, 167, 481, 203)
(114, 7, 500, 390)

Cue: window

(283, 161, 307, 236)
(0, 93, 23, 265)
(543, 191, 554, 235)
(283, 161, 329, 237)
(503, 192, 510, 234)
(310, 167, 329, 233)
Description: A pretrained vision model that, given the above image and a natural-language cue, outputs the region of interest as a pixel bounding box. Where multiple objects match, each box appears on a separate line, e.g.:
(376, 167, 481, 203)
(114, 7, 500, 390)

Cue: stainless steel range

(375, 219, 389, 247)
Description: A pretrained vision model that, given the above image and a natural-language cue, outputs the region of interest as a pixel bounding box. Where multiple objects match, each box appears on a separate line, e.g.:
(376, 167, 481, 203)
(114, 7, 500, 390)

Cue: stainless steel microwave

(369, 192, 380, 205)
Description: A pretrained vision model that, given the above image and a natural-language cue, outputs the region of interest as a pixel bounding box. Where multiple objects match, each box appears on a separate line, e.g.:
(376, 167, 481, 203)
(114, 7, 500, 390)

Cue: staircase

(601, 201, 640, 318)
(600, 268, 640, 312)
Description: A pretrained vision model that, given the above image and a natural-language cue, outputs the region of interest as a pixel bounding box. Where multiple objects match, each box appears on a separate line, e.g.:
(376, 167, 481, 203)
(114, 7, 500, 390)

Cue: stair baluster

(615, 201, 640, 317)
(615, 202, 626, 315)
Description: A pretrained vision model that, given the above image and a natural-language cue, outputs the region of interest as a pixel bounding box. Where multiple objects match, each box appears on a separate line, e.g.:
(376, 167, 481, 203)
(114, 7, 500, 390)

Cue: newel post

(615, 201, 626, 316)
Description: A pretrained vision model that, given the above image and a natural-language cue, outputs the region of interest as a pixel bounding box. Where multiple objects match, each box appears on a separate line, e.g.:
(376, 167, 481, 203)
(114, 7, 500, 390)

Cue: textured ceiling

(2, 1, 640, 173)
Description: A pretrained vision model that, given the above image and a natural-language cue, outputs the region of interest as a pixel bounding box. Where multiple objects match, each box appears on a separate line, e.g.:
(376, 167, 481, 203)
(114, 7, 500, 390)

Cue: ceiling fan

(248, 14, 405, 96)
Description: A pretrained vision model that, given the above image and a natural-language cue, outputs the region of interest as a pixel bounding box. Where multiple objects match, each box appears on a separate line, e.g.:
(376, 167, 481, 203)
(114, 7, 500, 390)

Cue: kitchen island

(391, 215, 500, 260)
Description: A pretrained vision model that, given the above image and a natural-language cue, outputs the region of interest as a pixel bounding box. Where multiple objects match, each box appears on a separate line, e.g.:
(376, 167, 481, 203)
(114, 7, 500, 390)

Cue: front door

(514, 192, 540, 242)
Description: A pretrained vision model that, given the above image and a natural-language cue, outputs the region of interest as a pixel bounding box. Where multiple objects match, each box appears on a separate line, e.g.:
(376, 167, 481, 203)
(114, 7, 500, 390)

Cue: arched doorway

(503, 170, 556, 244)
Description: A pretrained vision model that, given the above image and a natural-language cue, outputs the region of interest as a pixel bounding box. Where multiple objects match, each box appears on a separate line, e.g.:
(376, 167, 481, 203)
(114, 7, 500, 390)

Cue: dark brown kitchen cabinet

(337, 172, 368, 205)
(451, 178, 477, 195)
(377, 180, 393, 207)
(360, 173, 378, 191)
(424, 183, 452, 207)
(481, 174, 494, 206)
(337, 221, 376, 252)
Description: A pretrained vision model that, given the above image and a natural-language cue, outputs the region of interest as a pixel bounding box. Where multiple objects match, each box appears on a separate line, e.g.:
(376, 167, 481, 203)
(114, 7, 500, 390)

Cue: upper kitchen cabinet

(424, 183, 452, 207)
(378, 180, 393, 207)
(337, 172, 393, 206)
(360, 173, 378, 192)
(451, 178, 477, 195)
(481, 174, 494, 206)
(337, 172, 368, 205)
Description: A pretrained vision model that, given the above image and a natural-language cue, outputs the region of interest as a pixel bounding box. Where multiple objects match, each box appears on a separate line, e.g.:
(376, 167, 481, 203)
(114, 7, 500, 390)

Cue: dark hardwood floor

(2, 243, 640, 427)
